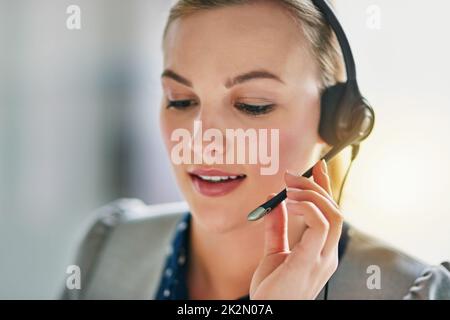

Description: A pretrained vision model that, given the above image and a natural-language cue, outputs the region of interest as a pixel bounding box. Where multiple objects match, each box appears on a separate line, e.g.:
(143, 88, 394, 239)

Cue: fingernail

(266, 193, 276, 201)
(320, 159, 328, 174)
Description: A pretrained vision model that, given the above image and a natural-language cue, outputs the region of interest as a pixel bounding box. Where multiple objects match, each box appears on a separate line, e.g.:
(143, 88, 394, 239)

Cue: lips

(188, 168, 247, 197)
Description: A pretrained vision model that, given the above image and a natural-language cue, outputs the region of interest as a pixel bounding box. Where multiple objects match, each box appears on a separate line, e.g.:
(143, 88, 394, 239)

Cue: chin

(187, 196, 254, 234)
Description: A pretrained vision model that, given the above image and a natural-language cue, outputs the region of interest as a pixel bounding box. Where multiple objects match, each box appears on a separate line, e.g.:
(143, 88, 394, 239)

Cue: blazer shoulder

(61, 198, 189, 299)
(97, 198, 189, 225)
(330, 225, 432, 299)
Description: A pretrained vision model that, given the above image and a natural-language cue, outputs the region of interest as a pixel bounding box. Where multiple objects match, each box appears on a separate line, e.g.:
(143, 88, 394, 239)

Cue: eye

(166, 99, 198, 110)
(234, 102, 275, 116)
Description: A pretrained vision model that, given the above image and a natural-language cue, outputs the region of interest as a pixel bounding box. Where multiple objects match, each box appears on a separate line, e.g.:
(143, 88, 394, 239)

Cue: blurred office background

(0, 0, 449, 298)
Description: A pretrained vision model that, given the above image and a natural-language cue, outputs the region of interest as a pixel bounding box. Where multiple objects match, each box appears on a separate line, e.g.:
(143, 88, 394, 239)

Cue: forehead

(163, 1, 315, 81)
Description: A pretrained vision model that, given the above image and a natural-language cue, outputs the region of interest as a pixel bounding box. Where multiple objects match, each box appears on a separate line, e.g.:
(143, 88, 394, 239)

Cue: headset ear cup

(319, 83, 347, 146)
(350, 100, 375, 142)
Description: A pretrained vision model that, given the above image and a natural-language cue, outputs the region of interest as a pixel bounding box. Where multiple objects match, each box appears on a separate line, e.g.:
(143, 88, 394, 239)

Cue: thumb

(264, 193, 289, 256)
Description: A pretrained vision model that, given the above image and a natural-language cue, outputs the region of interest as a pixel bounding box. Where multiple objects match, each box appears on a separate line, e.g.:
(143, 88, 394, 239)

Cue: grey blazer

(61, 198, 450, 300)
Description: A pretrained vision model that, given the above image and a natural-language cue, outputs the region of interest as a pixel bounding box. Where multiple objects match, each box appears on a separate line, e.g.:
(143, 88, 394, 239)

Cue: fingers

(313, 159, 333, 198)
(285, 161, 343, 256)
(263, 193, 289, 256)
(286, 187, 342, 254)
(285, 162, 337, 209)
(285, 201, 328, 258)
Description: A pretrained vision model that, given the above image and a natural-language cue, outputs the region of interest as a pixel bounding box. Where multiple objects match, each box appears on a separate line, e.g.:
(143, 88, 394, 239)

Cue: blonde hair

(163, 0, 348, 202)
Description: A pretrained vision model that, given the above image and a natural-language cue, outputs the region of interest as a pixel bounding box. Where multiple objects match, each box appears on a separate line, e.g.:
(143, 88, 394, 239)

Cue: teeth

(197, 175, 245, 182)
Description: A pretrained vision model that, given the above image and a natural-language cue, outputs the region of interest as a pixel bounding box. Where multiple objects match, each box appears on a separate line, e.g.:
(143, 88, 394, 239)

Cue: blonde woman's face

(160, 1, 326, 233)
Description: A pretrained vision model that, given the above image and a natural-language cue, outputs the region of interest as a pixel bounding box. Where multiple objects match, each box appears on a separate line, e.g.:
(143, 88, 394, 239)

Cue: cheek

(160, 120, 173, 152)
(278, 116, 320, 172)
(244, 126, 318, 193)
(160, 112, 190, 185)
(159, 105, 170, 142)
(160, 111, 183, 153)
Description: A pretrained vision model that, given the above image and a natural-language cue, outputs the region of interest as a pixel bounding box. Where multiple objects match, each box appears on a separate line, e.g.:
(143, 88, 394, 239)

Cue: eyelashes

(166, 99, 275, 116)
(234, 102, 274, 115)
(166, 99, 198, 109)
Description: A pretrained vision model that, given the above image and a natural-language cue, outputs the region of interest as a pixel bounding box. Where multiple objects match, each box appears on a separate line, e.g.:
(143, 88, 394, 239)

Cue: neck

(187, 214, 306, 300)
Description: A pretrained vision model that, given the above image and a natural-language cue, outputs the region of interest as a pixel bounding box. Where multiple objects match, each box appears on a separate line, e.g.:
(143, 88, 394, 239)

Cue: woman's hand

(250, 160, 343, 300)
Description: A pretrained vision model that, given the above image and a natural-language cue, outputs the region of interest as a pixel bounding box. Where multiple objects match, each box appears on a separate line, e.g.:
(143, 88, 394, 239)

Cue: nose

(189, 106, 228, 164)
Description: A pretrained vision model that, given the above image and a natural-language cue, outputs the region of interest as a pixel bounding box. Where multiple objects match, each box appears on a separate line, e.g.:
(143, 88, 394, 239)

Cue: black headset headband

(312, 0, 374, 149)
(312, 0, 356, 81)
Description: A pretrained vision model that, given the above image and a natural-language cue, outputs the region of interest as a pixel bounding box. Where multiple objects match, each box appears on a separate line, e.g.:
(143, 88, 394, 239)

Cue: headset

(246, 0, 376, 299)
(315, 0, 375, 149)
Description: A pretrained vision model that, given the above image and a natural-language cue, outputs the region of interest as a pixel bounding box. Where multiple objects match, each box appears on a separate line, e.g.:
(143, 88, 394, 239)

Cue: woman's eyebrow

(161, 69, 193, 87)
(225, 70, 285, 88)
(161, 68, 285, 88)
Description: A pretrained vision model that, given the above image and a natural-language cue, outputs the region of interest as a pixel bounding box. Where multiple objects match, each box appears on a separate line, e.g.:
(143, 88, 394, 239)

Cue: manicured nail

(320, 159, 328, 174)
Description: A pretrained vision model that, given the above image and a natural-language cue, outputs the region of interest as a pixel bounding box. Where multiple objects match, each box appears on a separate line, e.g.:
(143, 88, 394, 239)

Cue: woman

(62, 0, 450, 299)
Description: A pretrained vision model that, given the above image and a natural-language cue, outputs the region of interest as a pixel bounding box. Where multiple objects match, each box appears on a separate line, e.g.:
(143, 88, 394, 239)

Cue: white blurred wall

(335, 0, 450, 266)
(0, 0, 178, 299)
